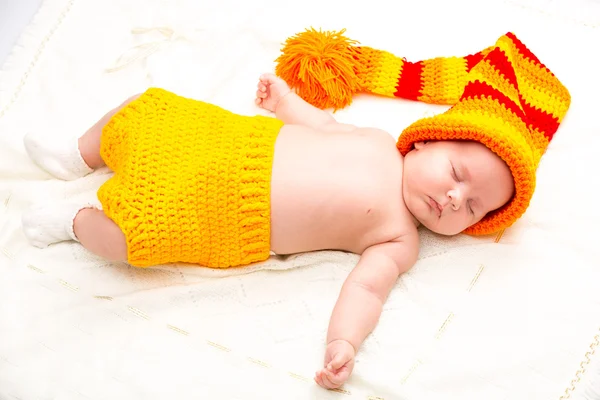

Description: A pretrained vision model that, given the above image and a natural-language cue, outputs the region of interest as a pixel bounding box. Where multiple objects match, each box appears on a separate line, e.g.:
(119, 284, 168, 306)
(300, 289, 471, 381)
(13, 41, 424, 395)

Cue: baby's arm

(256, 73, 353, 130)
(315, 235, 419, 389)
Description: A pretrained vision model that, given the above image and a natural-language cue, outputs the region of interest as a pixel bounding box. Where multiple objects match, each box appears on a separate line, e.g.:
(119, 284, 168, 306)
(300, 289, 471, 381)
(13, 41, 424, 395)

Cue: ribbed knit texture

(98, 88, 283, 267)
(275, 29, 571, 235)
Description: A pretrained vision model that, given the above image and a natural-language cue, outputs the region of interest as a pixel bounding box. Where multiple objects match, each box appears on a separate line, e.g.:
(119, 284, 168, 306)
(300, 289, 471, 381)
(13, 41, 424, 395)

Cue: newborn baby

(21, 29, 570, 390)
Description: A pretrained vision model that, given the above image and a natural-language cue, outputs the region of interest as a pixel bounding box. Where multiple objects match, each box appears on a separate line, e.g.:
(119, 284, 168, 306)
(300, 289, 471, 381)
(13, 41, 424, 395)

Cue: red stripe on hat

(394, 61, 424, 100)
(519, 97, 560, 141)
(465, 52, 485, 72)
(505, 32, 553, 75)
(485, 48, 519, 88)
(461, 80, 528, 123)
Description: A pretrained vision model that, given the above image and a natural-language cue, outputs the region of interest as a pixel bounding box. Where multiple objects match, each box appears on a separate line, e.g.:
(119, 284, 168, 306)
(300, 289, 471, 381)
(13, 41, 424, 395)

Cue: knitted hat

(275, 29, 571, 235)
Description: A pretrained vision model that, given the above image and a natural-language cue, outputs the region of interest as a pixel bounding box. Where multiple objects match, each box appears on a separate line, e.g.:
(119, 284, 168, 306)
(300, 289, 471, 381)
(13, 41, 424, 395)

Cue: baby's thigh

(74, 208, 127, 262)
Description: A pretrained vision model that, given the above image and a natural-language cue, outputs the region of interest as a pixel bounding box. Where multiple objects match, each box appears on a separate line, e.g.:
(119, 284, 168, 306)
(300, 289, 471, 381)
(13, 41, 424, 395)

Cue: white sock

(22, 202, 94, 248)
(23, 132, 93, 180)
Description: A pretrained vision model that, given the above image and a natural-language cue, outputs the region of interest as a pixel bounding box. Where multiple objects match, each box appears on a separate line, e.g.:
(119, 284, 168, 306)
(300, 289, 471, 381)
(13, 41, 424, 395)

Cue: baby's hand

(255, 73, 291, 113)
(314, 339, 356, 390)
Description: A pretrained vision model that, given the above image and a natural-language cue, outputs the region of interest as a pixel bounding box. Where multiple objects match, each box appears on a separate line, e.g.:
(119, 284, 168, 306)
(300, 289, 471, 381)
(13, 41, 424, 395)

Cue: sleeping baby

(20, 30, 569, 389)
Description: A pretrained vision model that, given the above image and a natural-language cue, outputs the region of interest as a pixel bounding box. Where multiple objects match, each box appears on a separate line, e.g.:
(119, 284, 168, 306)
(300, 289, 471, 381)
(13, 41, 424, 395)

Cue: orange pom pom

(275, 28, 363, 110)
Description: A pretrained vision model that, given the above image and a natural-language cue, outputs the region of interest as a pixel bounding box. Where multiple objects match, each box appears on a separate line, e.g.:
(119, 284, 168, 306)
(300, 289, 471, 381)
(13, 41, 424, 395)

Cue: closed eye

(451, 163, 460, 182)
(467, 200, 475, 215)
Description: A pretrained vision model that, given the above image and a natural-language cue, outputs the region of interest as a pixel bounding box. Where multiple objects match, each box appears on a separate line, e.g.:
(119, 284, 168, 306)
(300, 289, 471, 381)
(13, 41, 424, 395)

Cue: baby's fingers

(314, 370, 328, 389)
(256, 89, 267, 99)
(324, 368, 347, 388)
(327, 352, 349, 371)
(257, 82, 267, 92)
(260, 73, 277, 83)
(320, 370, 336, 389)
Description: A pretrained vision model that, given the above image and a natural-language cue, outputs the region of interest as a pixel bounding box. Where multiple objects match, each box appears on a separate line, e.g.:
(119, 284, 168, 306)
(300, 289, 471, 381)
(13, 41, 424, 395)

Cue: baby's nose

(447, 189, 464, 210)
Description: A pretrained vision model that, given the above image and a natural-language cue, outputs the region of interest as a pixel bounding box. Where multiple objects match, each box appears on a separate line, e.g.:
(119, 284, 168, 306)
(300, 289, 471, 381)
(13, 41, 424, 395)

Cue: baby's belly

(268, 125, 402, 255)
(269, 189, 373, 255)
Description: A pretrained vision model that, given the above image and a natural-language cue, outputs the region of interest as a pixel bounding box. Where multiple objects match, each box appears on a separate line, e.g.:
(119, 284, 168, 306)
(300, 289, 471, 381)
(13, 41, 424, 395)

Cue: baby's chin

(415, 215, 464, 236)
(429, 226, 462, 236)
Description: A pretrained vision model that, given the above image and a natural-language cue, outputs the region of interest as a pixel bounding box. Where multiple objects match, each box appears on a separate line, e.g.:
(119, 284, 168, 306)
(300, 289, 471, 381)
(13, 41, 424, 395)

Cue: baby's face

(402, 140, 514, 235)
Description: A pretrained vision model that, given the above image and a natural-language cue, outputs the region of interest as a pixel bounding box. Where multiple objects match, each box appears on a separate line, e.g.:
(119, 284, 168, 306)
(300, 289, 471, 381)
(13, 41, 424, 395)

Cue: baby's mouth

(428, 196, 443, 217)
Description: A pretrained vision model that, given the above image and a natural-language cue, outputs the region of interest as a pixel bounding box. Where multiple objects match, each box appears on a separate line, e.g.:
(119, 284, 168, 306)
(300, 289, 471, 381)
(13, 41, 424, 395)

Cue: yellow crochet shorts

(97, 88, 283, 268)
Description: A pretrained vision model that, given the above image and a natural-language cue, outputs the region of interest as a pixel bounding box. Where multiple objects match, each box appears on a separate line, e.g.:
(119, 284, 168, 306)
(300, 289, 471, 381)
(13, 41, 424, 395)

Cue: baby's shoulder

(368, 223, 419, 271)
(390, 217, 420, 245)
(370, 199, 419, 251)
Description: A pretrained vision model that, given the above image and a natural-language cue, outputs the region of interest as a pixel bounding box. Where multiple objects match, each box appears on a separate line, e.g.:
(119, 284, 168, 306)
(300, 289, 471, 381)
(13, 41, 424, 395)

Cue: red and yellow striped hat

(275, 29, 571, 235)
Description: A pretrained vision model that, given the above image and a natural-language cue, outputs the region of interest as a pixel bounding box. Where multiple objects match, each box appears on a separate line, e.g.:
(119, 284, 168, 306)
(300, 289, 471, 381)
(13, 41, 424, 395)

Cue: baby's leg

(77, 93, 141, 169)
(22, 203, 127, 261)
(73, 208, 127, 261)
(24, 93, 141, 180)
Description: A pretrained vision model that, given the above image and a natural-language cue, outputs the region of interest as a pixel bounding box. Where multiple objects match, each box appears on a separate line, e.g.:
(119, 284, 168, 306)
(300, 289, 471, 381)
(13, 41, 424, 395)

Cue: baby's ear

(413, 141, 426, 150)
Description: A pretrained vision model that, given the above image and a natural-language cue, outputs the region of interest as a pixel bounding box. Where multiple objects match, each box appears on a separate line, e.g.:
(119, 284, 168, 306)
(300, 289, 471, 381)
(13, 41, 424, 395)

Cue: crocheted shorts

(97, 88, 283, 268)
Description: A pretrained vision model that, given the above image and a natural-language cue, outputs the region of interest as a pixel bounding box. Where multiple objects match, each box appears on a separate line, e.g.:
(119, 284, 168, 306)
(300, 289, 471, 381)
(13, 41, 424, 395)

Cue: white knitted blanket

(1, 0, 599, 399)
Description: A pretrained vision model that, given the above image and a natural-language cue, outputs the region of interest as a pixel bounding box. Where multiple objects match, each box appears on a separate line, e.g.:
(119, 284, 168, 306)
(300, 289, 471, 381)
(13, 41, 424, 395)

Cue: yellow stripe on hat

(419, 57, 469, 105)
(516, 67, 570, 122)
(367, 50, 404, 96)
(451, 96, 529, 134)
(447, 109, 544, 163)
